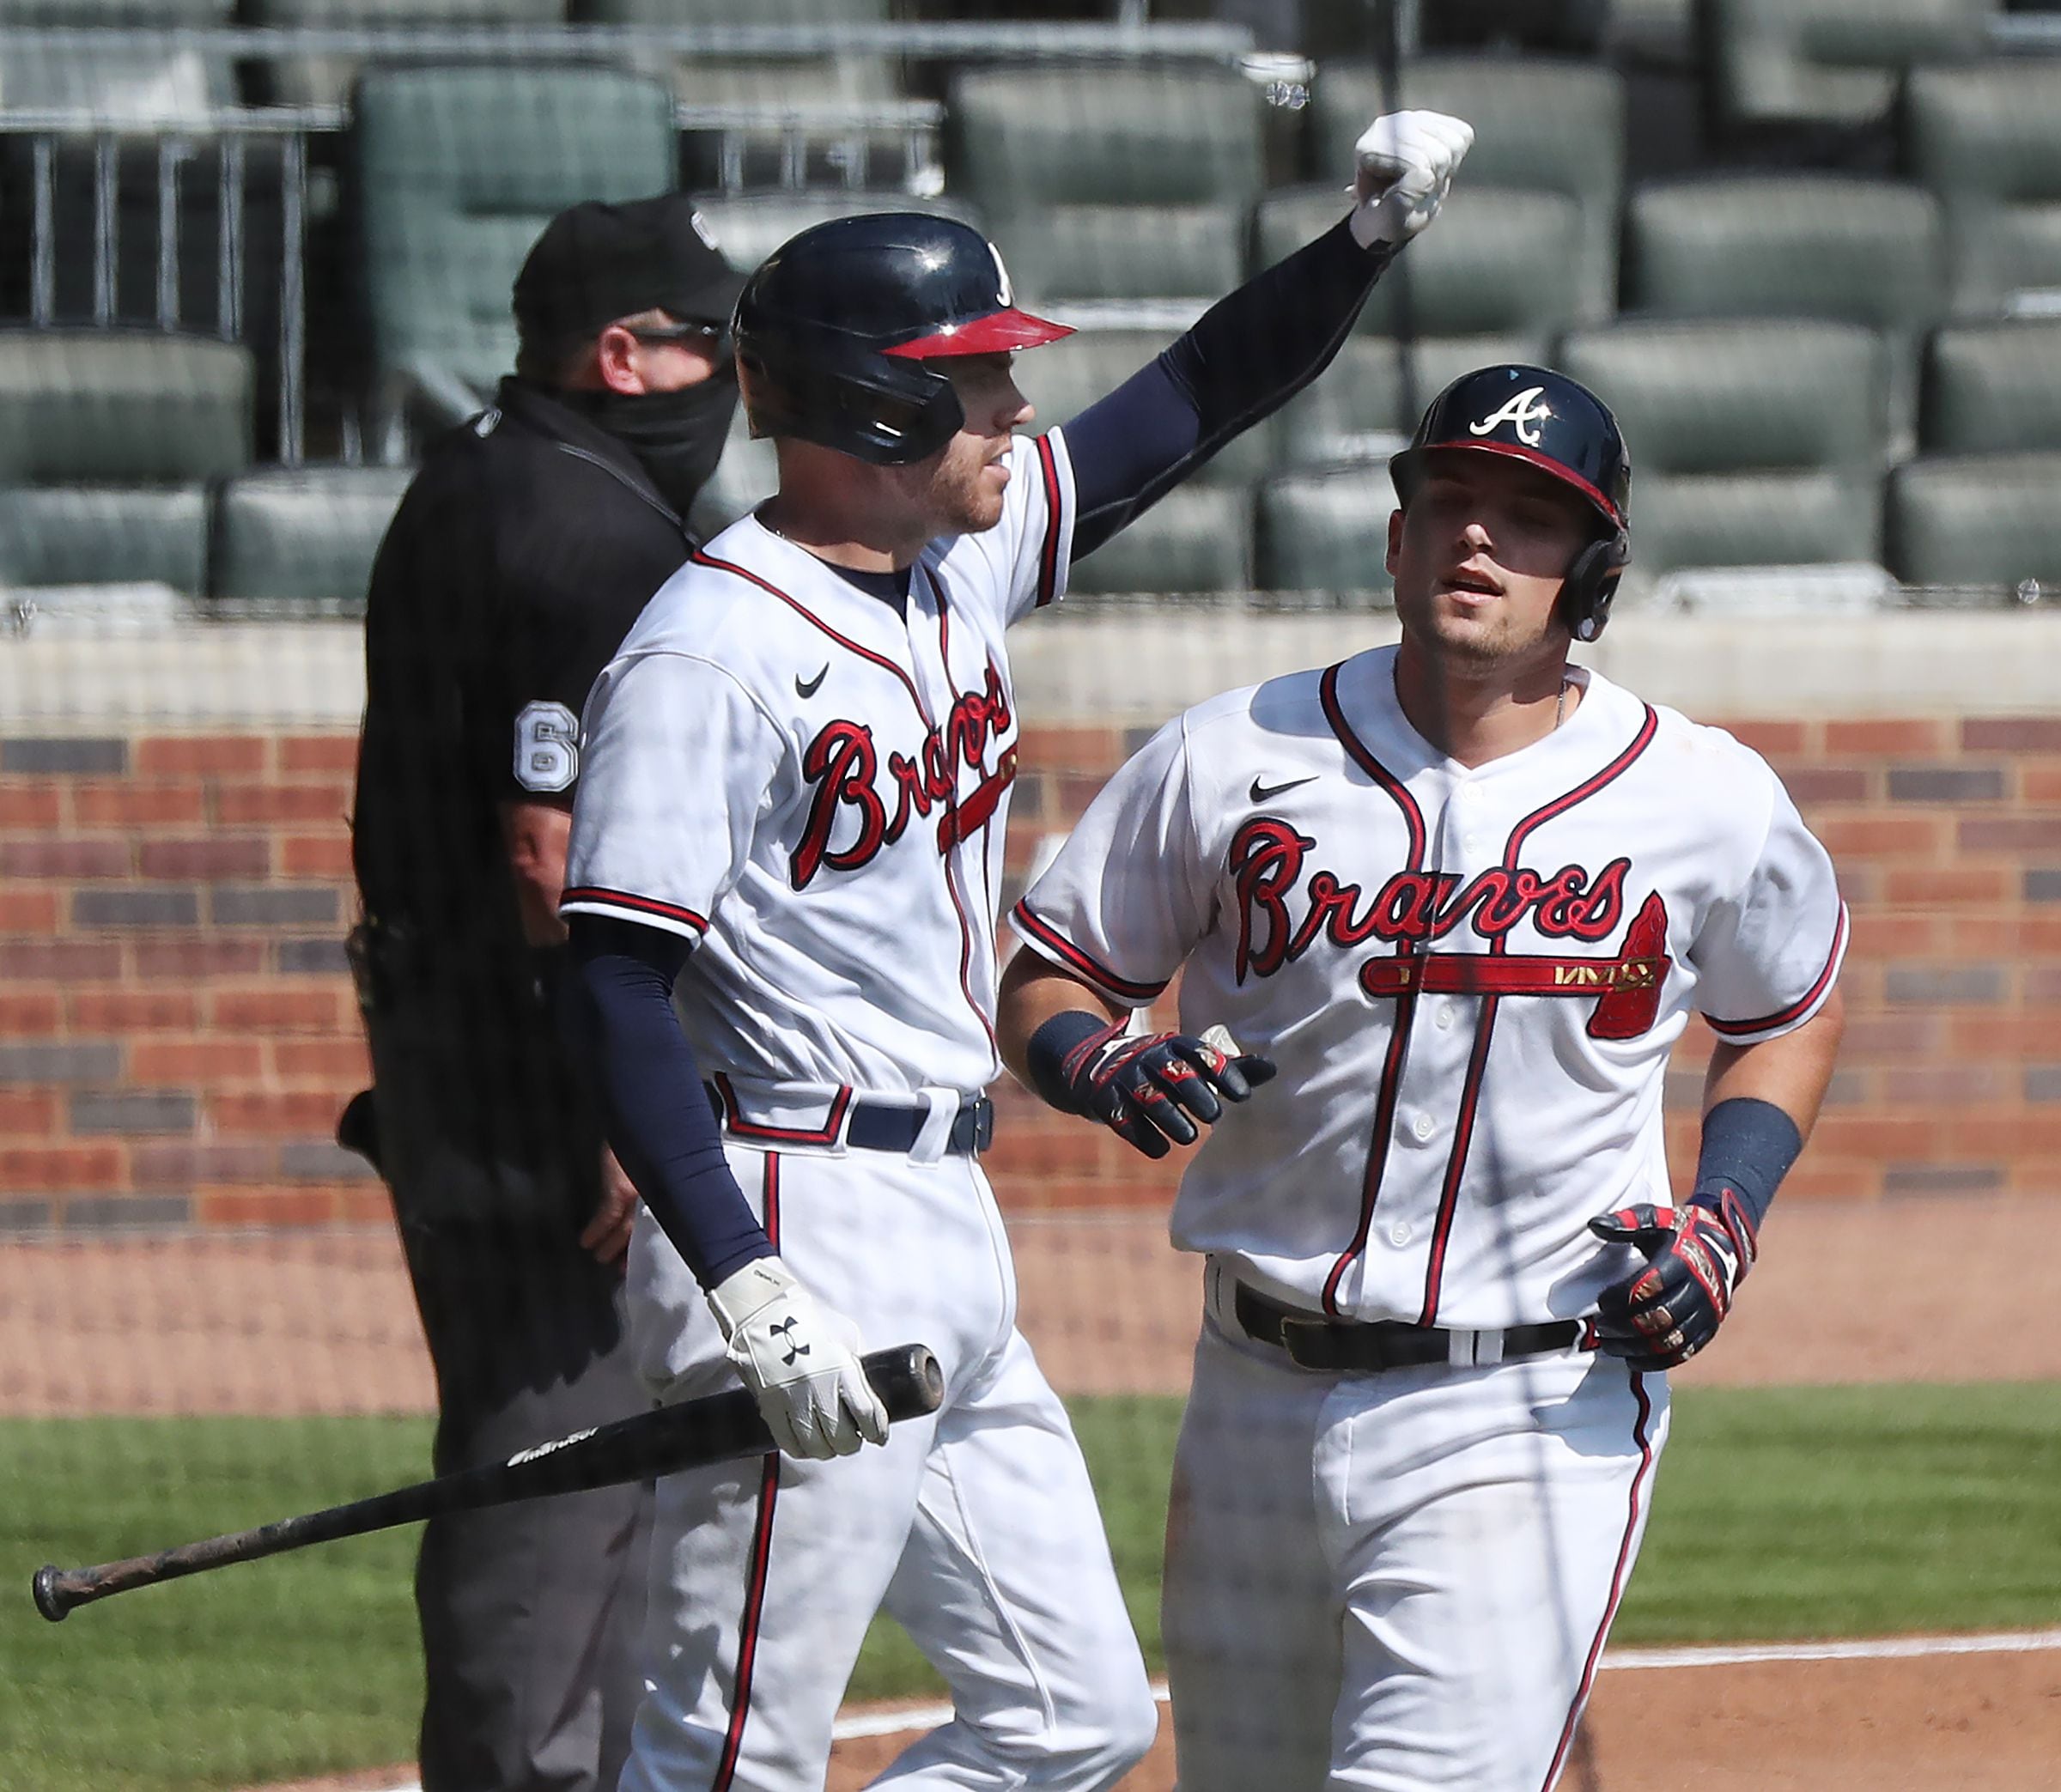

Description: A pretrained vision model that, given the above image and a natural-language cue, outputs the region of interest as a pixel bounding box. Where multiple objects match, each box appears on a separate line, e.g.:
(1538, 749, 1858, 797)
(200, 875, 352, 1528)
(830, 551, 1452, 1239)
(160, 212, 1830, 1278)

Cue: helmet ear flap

(1562, 529, 1628, 643)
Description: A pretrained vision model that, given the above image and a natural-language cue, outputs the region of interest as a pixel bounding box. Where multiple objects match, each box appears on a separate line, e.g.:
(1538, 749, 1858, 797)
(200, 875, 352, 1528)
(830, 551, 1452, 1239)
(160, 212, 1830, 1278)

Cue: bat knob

(33, 1565, 70, 1623)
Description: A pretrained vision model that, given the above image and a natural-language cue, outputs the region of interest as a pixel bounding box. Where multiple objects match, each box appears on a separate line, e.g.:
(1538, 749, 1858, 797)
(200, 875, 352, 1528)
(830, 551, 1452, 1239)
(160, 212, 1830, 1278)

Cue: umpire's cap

(514, 193, 745, 348)
(1391, 365, 1633, 641)
(733, 211, 1073, 465)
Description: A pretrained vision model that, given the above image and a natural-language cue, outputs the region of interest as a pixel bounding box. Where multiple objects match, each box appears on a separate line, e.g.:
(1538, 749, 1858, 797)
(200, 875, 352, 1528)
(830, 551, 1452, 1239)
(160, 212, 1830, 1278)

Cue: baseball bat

(32, 1342, 942, 1624)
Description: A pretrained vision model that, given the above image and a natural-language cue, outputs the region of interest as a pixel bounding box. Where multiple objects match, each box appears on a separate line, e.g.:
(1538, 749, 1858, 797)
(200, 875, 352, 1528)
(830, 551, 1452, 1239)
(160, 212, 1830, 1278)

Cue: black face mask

(575, 366, 739, 519)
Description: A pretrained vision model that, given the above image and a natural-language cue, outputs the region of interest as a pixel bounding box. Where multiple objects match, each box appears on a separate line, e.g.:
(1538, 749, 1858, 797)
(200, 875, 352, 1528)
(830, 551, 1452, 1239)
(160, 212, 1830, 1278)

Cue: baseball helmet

(733, 211, 1073, 466)
(1389, 364, 1632, 641)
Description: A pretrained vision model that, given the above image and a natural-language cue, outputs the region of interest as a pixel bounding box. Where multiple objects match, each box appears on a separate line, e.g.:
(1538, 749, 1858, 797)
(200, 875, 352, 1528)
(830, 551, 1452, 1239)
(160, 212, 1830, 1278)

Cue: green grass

(6, 1385, 2060, 1789)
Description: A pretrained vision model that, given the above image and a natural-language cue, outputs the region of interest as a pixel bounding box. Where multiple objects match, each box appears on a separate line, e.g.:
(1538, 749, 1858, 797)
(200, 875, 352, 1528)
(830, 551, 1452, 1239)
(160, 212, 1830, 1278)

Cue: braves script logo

(1469, 385, 1552, 447)
(792, 661, 1017, 888)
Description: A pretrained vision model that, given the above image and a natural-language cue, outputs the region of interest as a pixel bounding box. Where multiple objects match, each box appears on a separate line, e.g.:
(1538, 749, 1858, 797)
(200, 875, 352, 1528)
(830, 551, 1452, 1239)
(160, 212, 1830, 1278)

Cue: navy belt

(703, 1084, 993, 1157)
(1233, 1281, 1580, 1373)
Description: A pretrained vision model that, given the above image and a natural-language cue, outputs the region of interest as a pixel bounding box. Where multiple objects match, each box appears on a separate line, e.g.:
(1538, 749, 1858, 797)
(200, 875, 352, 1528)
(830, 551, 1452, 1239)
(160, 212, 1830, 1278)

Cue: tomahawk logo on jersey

(562, 428, 1074, 1101)
(1011, 645, 1848, 1332)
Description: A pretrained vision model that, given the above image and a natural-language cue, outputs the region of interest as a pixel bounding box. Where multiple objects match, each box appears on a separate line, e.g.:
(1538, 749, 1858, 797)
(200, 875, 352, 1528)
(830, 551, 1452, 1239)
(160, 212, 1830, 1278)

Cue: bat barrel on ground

(32, 1342, 944, 1624)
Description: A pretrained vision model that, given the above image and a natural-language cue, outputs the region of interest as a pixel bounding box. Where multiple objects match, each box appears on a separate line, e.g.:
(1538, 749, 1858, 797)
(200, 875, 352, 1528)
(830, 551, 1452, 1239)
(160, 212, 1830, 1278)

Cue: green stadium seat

(1557, 318, 1890, 587)
(1920, 319, 2061, 452)
(945, 63, 1264, 306)
(350, 65, 679, 432)
(243, 0, 565, 110)
(1705, 0, 1991, 151)
(209, 465, 413, 607)
(1887, 452, 2061, 588)
(0, 0, 234, 120)
(1255, 465, 1395, 602)
(1065, 484, 1253, 598)
(1310, 58, 1626, 328)
(0, 330, 252, 596)
(1904, 60, 2061, 318)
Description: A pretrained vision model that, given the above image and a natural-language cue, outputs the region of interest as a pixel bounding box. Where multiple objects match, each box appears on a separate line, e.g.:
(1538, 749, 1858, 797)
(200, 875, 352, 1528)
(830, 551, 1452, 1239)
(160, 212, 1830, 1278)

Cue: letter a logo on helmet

(1468, 386, 1552, 448)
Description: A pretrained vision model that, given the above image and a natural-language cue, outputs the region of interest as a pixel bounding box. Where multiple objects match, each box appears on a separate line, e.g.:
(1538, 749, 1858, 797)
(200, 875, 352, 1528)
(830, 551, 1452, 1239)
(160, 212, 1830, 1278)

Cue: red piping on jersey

(694, 548, 928, 712)
(1318, 659, 1427, 1316)
(558, 885, 708, 933)
(1705, 902, 1849, 1038)
(1012, 897, 1170, 1003)
(1540, 1370, 1656, 1792)
(933, 592, 1000, 1054)
(712, 1153, 784, 1792)
(1035, 434, 1063, 609)
(1416, 702, 1660, 1327)
(712, 1072, 854, 1148)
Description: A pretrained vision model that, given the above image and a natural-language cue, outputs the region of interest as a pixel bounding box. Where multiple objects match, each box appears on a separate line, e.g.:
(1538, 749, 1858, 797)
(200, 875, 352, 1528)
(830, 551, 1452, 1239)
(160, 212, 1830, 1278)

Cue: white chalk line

(348, 1625, 2061, 1784)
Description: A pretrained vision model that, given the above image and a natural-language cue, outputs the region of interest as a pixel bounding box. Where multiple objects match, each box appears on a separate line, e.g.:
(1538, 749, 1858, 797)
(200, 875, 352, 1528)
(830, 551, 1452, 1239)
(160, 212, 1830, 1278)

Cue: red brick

(210, 781, 352, 825)
(194, 1187, 342, 1227)
(2022, 914, 2061, 953)
(0, 839, 130, 878)
(130, 939, 265, 979)
(0, 1090, 58, 1135)
(1827, 719, 1952, 755)
(1949, 1011, 2061, 1057)
(1944, 1110, 2061, 1155)
(209, 1089, 352, 1136)
(129, 1141, 276, 1188)
(1881, 864, 2013, 905)
(0, 787, 64, 828)
(207, 987, 350, 1034)
(279, 735, 361, 774)
(0, 992, 62, 1034)
(1850, 913, 1939, 957)
(1959, 816, 2061, 853)
(0, 1144, 123, 1188)
(0, 941, 123, 981)
(0, 890, 61, 933)
(1884, 1064, 2010, 1104)
(131, 1038, 265, 1084)
(1015, 725, 1124, 775)
(280, 834, 355, 879)
(1780, 1160, 1879, 1201)
(1778, 765, 1871, 805)
(68, 990, 198, 1032)
(134, 735, 269, 775)
(269, 1037, 371, 1081)
(2020, 761, 2061, 805)
(1812, 814, 1952, 860)
(69, 781, 207, 826)
(1812, 1113, 1939, 1159)
(337, 1186, 397, 1224)
(137, 836, 271, 879)
(1962, 716, 2061, 753)
(1717, 719, 1810, 756)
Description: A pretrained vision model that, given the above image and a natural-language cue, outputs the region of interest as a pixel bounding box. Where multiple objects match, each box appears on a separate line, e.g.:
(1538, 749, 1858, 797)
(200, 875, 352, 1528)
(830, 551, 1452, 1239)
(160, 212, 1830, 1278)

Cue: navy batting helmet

(1389, 365, 1632, 641)
(733, 211, 1072, 466)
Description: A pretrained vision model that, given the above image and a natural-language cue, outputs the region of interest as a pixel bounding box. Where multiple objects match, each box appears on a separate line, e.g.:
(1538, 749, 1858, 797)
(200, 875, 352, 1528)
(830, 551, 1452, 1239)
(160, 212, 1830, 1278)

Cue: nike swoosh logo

(796, 664, 829, 700)
(1249, 774, 1316, 804)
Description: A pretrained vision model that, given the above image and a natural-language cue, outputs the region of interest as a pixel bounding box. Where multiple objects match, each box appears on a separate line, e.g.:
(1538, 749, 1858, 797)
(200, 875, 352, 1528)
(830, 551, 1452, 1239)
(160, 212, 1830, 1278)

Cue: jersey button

(1410, 1112, 1435, 1141)
(1389, 1220, 1414, 1247)
(1434, 1003, 1455, 1030)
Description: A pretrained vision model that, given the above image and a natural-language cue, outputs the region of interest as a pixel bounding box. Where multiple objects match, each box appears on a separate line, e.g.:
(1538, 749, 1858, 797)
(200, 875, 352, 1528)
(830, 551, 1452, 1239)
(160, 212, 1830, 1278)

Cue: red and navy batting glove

(1056, 1022, 1276, 1161)
(1586, 1191, 1759, 1370)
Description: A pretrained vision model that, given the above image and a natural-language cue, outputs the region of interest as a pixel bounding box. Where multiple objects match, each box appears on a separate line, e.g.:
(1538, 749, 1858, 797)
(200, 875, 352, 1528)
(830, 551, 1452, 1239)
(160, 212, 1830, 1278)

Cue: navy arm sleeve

(1065, 216, 1394, 558)
(562, 913, 774, 1288)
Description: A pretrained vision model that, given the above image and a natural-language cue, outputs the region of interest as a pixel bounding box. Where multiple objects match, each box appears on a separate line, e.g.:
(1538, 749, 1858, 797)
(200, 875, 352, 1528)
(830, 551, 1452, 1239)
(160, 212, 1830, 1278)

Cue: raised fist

(1351, 110, 1475, 252)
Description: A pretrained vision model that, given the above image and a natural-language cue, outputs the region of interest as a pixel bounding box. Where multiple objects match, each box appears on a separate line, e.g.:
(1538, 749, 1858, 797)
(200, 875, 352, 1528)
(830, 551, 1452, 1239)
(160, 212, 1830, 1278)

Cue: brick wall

(1, 714, 2056, 1234)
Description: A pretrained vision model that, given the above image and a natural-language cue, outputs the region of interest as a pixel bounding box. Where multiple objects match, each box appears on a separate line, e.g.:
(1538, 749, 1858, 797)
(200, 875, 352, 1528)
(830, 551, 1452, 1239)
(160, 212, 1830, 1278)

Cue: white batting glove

(708, 1257, 890, 1462)
(1350, 110, 1475, 252)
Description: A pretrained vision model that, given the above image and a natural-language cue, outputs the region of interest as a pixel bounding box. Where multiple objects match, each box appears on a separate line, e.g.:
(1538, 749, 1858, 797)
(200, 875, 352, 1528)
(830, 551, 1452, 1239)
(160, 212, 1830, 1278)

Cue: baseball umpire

(997, 365, 1849, 1789)
(344, 193, 743, 1792)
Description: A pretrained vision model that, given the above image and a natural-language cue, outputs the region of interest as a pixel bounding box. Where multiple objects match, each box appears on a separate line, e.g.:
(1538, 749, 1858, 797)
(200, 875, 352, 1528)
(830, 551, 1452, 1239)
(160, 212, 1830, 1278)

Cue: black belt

(703, 1084, 994, 1157)
(1233, 1281, 1580, 1373)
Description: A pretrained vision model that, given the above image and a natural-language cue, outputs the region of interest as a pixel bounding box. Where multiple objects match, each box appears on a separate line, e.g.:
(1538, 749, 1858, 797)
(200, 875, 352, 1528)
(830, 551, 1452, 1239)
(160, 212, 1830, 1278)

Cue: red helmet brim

(881, 307, 1074, 359)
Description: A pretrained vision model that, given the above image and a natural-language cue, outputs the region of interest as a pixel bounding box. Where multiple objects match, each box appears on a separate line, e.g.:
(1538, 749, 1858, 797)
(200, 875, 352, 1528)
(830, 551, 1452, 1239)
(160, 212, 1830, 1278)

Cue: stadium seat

(1255, 464, 1396, 601)
(0, 330, 252, 594)
(350, 65, 679, 433)
(945, 63, 1265, 306)
(1704, 0, 1991, 157)
(1065, 484, 1254, 598)
(1887, 452, 2061, 588)
(1557, 318, 1890, 587)
(1920, 318, 2061, 452)
(209, 465, 412, 607)
(1310, 58, 1625, 329)
(243, 0, 564, 110)
(1904, 60, 2061, 318)
(0, 0, 234, 121)
(1623, 174, 1945, 443)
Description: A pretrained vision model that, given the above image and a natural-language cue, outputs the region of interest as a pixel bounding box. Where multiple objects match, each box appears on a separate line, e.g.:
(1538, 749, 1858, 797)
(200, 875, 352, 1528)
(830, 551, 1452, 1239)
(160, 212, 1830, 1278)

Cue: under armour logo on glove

(769, 1315, 811, 1365)
(1587, 1194, 1759, 1370)
(1060, 1021, 1277, 1161)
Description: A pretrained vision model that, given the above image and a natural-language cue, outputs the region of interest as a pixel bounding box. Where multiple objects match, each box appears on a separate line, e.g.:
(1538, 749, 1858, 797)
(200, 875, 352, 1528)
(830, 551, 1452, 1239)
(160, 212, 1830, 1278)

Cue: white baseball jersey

(563, 428, 1075, 1100)
(1012, 643, 1847, 1331)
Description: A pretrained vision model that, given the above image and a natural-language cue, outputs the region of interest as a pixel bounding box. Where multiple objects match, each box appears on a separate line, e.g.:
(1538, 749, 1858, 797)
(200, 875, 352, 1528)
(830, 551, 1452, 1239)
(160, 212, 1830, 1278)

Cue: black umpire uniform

(348, 196, 743, 1792)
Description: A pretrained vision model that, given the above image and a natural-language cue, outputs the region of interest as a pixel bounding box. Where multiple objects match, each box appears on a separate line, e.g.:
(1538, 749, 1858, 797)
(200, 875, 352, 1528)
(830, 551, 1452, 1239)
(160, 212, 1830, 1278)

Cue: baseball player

(556, 114, 1474, 1792)
(995, 365, 1849, 1790)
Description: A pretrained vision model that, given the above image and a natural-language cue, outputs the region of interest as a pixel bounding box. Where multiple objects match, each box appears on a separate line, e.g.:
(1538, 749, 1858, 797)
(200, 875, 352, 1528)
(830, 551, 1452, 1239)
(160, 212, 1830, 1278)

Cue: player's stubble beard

(891, 429, 1010, 540)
